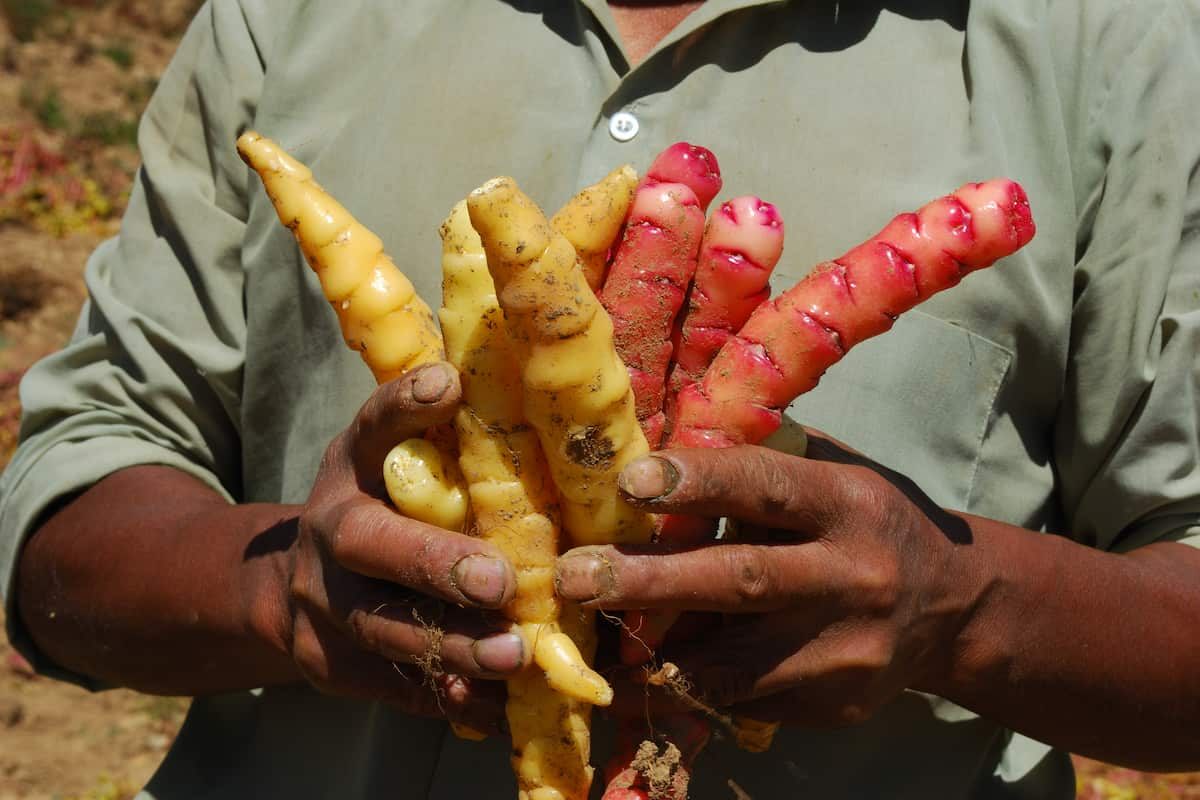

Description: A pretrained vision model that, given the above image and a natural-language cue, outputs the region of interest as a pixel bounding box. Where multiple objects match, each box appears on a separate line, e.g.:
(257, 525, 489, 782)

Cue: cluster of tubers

(237, 131, 1035, 800)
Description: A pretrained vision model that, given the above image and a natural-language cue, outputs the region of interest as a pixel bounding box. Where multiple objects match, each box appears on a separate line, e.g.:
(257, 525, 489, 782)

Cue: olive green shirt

(2, 1, 1198, 797)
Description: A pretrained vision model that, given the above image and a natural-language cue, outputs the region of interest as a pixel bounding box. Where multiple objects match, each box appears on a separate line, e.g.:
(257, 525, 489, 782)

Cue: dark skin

(19, 359, 1200, 770)
(555, 437, 1200, 772)
(18, 363, 521, 734)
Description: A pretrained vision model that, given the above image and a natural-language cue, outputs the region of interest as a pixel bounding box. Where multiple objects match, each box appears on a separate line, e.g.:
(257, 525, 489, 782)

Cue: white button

(609, 111, 640, 142)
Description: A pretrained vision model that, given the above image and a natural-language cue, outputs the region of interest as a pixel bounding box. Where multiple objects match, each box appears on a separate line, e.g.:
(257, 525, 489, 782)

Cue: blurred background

(0, 2, 1195, 798)
(0, 3, 198, 798)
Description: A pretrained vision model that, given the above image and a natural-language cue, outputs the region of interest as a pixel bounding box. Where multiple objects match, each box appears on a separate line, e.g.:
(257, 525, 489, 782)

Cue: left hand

(554, 431, 976, 728)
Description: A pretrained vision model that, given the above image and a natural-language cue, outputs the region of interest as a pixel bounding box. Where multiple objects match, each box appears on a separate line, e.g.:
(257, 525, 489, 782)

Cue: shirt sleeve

(1054, 1, 1200, 552)
(0, 0, 275, 684)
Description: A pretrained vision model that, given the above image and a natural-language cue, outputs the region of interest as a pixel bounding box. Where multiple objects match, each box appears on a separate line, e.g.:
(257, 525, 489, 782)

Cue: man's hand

(19, 361, 522, 735)
(284, 362, 526, 731)
(555, 434, 973, 727)
(555, 434, 1200, 771)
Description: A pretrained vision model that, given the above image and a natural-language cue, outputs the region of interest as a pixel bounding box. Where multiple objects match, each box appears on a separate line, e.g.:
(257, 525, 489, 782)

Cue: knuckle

(830, 465, 887, 522)
(725, 546, 773, 605)
(756, 478, 795, 518)
(309, 436, 347, 492)
(327, 504, 382, 567)
(288, 548, 323, 609)
(347, 607, 386, 655)
(354, 389, 387, 438)
(321, 431, 353, 473)
(326, 513, 356, 565)
(836, 629, 897, 676)
(821, 646, 890, 728)
(749, 451, 798, 515)
(854, 554, 902, 613)
(289, 620, 331, 688)
(288, 574, 316, 613)
(848, 467, 916, 540)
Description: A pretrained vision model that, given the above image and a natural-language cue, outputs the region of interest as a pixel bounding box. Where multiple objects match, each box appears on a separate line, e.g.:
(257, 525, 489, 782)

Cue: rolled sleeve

(0, 0, 275, 681)
(1053, 2, 1200, 552)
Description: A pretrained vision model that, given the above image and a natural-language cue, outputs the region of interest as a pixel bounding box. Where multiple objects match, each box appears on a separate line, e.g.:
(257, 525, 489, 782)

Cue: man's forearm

(926, 517, 1200, 771)
(17, 464, 302, 695)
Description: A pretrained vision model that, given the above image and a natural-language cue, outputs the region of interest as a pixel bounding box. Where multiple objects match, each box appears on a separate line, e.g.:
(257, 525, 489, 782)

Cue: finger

(348, 362, 462, 476)
(671, 618, 897, 721)
(616, 446, 855, 533)
(664, 616, 817, 706)
(293, 552, 525, 676)
(340, 593, 526, 678)
(352, 601, 526, 679)
(290, 607, 507, 733)
(325, 496, 516, 608)
(555, 541, 834, 613)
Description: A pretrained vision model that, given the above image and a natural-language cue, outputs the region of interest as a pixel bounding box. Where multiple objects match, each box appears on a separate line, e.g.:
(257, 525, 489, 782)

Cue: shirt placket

(572, 0, 784, 183)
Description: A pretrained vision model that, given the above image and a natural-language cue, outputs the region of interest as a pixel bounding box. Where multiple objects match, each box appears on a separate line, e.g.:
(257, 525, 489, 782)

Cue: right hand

(286, 362, 523, 733)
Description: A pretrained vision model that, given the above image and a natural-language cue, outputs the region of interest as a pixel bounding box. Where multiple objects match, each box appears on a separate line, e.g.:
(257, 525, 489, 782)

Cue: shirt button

(609, 111, 640, 142)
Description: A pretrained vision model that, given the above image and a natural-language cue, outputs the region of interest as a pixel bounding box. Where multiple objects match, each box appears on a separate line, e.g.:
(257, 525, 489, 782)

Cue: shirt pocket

(783, 310, 1013, 513)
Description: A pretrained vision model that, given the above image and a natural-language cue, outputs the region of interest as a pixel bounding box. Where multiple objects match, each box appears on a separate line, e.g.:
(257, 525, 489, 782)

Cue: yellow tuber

(242, 132, 647, 799)
(236, 131, 467, 531)
(549, 164, 638, 291)
(440, 200, 608, 800)
(466, 176, 655, 547)
(235, 132, 442, 383)
(381, 438, 468, 532)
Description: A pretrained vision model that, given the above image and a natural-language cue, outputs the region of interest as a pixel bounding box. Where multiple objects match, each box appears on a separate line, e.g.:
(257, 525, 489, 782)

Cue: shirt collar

(577, 0, 790, 71)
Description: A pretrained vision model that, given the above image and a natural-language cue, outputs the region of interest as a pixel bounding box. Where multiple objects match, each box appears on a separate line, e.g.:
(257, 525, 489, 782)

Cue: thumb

(348, 362, 461, 474)
(616, 446, 845, 533)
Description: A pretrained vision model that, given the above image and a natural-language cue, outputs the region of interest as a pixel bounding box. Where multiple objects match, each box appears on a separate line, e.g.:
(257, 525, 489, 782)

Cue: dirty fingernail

(413, 364, 450, 403)
(555, 550, 614, 601)
(619, 456, 678, 500)
(451, 555, 511, 606)
(473, 633, 525, 674)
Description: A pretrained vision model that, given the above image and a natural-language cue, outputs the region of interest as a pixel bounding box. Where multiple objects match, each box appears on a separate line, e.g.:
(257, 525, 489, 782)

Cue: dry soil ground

(0, 3, 194, 798)
(0, 3, 1197, 799)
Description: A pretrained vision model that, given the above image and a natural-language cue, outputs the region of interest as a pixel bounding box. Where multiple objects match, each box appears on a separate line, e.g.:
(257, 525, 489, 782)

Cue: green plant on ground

(0, 125, 133, 234)
(0, 0, 58, 42)
(100, 40, 133, 69)
(123, 75, 158, 108)
(19, 84, 68, 131)
(36, 88, 67, 130)
(78, 111, 138, 147)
